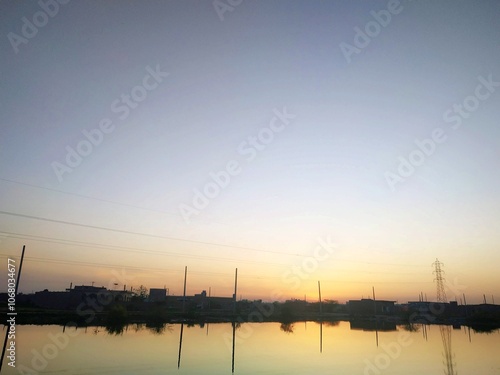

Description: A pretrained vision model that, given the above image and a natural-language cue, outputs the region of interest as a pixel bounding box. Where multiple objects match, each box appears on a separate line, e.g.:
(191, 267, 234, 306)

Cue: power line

(0, 177, 232, 226)
(0, 181, 432, 269)
(0, 179, 440, 269)
(0, 228, 430, 269)
(0, 231, 289, 267)
(0, 210, 303, 257)
(0, 177, 179, 217)
(0, 254, 431, 285)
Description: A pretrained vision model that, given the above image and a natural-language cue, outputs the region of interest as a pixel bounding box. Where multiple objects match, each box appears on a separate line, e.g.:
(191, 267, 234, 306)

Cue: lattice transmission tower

(433, 258, 447, 303)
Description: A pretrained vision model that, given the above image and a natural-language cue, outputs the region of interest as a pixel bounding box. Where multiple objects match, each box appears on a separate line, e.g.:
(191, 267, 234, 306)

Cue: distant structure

(9, 283, 133, 310)
(149, 288, 168, 302)
(193, 290, 207, 309)
(166, 289, 233, 311)
(348, 299, 395, 316)
(68, 285, 106, 294)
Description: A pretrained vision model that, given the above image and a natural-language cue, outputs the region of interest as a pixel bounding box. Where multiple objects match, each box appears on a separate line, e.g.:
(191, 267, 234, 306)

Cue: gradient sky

(1, 0, 499, 303)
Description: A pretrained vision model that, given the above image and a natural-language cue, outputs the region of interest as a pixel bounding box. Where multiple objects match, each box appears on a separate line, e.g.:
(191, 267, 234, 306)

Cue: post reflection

(320, 321, 323, 353)
(177, 323, 184, 369)
(49, 320, 499, 374)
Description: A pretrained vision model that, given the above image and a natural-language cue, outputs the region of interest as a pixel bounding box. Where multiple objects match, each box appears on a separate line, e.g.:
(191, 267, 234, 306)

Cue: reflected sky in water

(2, 322, 500, 374)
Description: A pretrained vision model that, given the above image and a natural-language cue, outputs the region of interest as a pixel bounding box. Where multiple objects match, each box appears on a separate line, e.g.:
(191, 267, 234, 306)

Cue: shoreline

(2, 308, 499, 332)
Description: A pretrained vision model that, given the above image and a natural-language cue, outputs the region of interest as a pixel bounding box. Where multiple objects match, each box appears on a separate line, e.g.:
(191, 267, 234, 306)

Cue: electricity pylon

(433, 259, 457, 375)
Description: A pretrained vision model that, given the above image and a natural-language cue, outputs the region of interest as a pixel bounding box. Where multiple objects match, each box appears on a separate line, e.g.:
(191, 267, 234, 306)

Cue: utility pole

(233, 268, 238, 314)
(372, 286, 377, 315)
(208, 287, 211, 310)
(463, 293, 468, 317)
(372, 286, 379, 347)
(318, 281, 322, 316)
(1, 245, 26, 372)
(182, 266, 187, 314)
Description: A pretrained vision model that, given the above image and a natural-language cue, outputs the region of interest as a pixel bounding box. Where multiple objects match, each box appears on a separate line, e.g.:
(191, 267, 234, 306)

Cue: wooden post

(208, 286, 211, 310)
(15, 245, 26, 294)
(233, 268, 238, 314)
(318, 281, 322, 316)
(1, 245, 26, 372)
(182, 266, 187, 314)
(463, 293, 468, 317)
(372, 286, 376, 315)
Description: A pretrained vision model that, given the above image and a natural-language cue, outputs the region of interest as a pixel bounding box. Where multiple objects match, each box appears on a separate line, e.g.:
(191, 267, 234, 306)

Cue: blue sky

(1, 0, 499, 302)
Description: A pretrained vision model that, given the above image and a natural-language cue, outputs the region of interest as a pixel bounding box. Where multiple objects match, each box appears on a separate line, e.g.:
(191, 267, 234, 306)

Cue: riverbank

(2, 307, 499, 332)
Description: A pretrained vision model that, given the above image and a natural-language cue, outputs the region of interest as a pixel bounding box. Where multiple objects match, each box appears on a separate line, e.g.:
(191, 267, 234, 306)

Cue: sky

(0, 0, 499, 304)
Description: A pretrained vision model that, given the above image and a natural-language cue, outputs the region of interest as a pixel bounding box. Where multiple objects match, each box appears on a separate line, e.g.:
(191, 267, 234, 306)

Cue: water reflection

(349, 320, 397, 331)
(145, 322, 171, 335)
(177, 323, 184, 369)
(170, 320, 498, 374)
(2, 322, 499, 375)
(280, 322, 294, 334)
(105, 322, 126, 335)
(319, 321, 322, 353)
(231, 322, 236, 373)
(103, 321, 173, 336)
(440, 325, 457, 375)
(104, 304, 128, 335)
(401, 322, 420, 332)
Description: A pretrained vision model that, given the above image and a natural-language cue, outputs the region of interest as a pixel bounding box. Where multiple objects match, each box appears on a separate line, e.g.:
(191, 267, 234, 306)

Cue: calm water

(2, 321, 500, 374)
